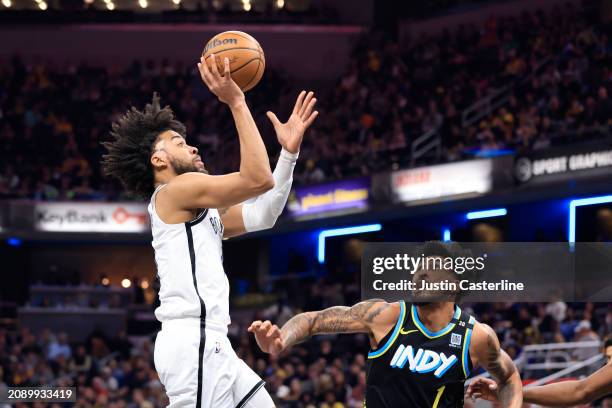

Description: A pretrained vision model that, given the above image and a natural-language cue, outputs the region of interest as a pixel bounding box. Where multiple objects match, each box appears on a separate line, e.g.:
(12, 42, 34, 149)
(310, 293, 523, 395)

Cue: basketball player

(467, 336, 612, 406)
(249, 241, 523, 407)
(101, 54, 318, 407)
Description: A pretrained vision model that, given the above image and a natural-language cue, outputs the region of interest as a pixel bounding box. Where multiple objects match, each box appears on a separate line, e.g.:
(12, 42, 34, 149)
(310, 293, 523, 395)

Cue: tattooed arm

(470, 323, 522, 408)
(248, 299, 399, 355)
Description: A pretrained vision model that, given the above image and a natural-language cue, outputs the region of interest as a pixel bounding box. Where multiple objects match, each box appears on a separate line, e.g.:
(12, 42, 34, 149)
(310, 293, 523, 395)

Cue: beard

(169, 157, 209, 175)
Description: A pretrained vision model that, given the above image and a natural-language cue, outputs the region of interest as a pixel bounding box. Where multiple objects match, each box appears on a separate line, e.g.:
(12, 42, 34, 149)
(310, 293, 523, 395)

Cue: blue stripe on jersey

(462, 316, 475, 378)
(412, 304, 461, 339)
(368, 301, 406, 359)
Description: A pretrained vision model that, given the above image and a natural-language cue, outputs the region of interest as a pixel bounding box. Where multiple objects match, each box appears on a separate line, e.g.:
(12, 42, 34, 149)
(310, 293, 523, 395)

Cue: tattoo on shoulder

(350, 299, 390, 323)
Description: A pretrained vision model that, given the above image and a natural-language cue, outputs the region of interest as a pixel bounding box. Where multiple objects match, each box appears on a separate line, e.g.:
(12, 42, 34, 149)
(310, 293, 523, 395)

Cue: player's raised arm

(163, 55, 273, 210)
(221, 91, 318, 238)
(248, 299, 397, 355)
(467, 363, 612, 406)
(469, 323, 522, 408)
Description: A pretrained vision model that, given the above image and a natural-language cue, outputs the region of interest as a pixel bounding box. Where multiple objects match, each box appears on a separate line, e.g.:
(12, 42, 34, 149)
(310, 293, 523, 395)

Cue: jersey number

(432, 385, 446, 408)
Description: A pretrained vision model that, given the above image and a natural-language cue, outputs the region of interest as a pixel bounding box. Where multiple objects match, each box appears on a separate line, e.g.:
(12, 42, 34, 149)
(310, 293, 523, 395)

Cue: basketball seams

(242, 59, 262, 92)
(203, 53, 262, 76)
(202, 47, 261, 56)
(230, 58, 262, 75)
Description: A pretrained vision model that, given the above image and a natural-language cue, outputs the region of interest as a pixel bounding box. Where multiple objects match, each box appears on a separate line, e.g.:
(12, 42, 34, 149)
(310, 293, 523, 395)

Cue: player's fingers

(268, 325, 280, 338)
(266, 111, 282, 129)
(248, 321, 262, 332)
(466, 383, 478, 396)
(202, 60, 216, 86)
(299, 91, 314, 117)
(260, 320, 272, 332)
(223, 57, 231, 79)
(209, 54, 220, 77)
(304, 111, 319, 128)
(293, 90, 306, 115)
(266, 325, 277, 338)
(198, 59, 213, 86)
(301, 97, 317, 121)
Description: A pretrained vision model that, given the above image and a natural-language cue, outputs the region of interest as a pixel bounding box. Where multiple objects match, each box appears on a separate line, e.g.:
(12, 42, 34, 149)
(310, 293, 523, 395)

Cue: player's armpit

(280, 300, 397, 350)
(164, 171, 273, 211)
(471, 323, 522, 408)
(219, 205, 246, 238)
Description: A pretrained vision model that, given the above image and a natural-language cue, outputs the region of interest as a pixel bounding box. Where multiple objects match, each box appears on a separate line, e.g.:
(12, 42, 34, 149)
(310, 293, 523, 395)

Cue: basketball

(202, 31, 265, 92)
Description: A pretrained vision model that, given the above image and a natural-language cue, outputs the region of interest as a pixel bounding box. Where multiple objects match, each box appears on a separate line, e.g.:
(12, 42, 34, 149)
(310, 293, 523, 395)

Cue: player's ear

(151, 150, 167, 170)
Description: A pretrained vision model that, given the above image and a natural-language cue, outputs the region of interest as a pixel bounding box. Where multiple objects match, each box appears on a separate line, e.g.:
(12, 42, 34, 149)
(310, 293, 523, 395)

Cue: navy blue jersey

(365, 302, 476, 408)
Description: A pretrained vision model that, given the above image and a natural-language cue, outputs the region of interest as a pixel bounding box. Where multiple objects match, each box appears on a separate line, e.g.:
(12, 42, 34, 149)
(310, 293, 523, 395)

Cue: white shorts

(154, 319, 274, 408)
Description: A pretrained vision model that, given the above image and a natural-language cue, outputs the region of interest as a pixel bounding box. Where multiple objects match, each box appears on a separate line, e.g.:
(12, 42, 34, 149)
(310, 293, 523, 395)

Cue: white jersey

(148, 184, 230, 333)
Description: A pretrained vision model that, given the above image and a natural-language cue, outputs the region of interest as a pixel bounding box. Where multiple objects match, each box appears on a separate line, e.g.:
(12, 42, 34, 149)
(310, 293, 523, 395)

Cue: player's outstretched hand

(248, 320, 285, 356)
(466, 377, 499, 402)
(198, 54, 245, 108)
(267, 90, 318, 154)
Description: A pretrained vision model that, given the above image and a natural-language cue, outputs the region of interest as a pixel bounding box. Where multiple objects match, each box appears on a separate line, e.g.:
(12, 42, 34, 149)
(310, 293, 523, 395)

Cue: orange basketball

(202, 31, 265, 92)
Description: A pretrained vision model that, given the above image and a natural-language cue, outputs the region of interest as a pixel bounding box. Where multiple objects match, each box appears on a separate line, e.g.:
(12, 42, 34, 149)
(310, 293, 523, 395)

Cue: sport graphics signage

(34, 203, 149, 233)
(514, 140, 612, 183)
(390, 159, 493, 203)
(288, 178, 370, 217)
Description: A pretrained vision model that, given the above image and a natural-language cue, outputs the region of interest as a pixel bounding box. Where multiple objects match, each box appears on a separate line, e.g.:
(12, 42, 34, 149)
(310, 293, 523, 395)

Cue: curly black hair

(415, 240, 479, 302)
(101, 93, 186, 198)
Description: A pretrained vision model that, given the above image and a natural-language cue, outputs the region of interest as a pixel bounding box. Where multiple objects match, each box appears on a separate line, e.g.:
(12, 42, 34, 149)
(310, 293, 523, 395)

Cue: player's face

(156, 130, 207, 174)
(411, 256, 459, 303)
(605, 346, 612, 364)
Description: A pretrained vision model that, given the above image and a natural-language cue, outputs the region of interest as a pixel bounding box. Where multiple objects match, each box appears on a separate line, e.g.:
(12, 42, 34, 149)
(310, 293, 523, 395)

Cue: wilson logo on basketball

(204, 38, 238, 52)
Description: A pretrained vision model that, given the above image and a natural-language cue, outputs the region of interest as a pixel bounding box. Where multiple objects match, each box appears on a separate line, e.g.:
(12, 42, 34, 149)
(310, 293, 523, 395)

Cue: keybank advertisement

(288, 178, 370, 217)
(35, 203, 149, 233)
(391, 159, 493, 203)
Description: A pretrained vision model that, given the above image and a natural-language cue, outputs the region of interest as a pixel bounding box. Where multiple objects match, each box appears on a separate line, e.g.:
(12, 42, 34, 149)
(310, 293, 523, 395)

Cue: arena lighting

(7, 237, 22, 247)
(38, 1, 47, 10)
(466, 208, 507, 220)
(101, 277, 110, 286)
(442, 228, 451, 242)
(84, 0, 94, 4)
(568, 194, 612, 243)
(242, 0, 251, 11)
(106, 2, 114, 9)
(276, 0, 284, 8)
(138, 0, 147, 8)
(172, 0, 180, 4)
(121, 278, 132, 288)
(140, 279, 149, 289)
(2, 0, 11, 7)
(318, 224, 382, 264)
